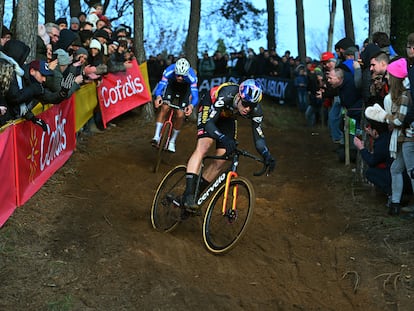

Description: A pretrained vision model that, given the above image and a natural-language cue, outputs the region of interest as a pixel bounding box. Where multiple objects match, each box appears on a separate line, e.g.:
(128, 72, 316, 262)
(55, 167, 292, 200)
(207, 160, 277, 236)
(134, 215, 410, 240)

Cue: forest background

(1, 0, 414, 66)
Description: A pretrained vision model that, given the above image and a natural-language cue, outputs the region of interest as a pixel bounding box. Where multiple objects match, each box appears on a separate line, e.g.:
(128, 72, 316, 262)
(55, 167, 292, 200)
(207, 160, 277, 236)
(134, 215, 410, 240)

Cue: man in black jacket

(0, 39, 75, 130)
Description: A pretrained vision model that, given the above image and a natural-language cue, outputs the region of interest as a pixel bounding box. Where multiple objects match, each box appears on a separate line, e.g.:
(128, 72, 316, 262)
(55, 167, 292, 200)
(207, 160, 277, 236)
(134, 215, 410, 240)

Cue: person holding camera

(353, 121, 393, 196)
(45, 49, 83, 98)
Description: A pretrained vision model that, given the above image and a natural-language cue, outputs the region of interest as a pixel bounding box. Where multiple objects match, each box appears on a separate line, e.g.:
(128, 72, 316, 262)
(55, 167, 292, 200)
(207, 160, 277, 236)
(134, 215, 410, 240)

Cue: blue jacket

(154, 63, 199, 107)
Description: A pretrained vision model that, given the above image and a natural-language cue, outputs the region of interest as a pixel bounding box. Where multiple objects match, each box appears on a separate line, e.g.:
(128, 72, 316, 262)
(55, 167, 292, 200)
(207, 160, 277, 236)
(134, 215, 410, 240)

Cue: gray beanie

(54, 48, 72, 66)
(75, 47, 88, 57)
(70, 17, 80, 25)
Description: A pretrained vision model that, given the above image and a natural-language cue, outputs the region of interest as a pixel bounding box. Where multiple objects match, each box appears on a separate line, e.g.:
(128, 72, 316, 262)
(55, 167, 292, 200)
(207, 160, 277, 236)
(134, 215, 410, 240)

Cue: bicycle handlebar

(203, 148, 269, 177)
(166, 101, 182, 110)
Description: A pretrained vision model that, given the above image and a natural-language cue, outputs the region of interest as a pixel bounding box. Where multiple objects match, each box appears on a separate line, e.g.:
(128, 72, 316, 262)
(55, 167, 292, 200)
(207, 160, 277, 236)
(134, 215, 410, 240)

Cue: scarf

(0, 51, 25, 89)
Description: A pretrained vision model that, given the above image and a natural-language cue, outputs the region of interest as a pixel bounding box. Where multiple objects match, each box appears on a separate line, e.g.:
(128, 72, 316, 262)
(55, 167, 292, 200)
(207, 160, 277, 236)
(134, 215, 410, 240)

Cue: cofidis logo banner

(97, 59, 151, 127)
(14, 98, 76, 206)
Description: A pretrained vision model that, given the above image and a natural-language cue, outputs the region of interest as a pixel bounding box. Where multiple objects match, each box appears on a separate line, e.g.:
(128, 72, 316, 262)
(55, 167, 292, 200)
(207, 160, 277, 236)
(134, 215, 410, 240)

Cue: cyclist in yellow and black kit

(182, 79, 276, 209)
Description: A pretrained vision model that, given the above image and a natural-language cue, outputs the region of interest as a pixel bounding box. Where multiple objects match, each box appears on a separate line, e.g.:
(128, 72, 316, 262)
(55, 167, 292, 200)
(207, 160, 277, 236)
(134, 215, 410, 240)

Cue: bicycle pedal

(185, 207, 201, 216)
(180, 210, 191, 220)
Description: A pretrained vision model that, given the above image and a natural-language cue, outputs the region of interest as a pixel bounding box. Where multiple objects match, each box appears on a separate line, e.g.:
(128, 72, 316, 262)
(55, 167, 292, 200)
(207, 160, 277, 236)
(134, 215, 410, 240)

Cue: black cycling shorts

(162, 80, 191, 109)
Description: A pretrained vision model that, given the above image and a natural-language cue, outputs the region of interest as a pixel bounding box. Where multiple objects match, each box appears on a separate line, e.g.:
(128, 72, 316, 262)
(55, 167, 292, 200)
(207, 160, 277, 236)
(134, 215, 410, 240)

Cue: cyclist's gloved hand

(32, 117, 48, 131)
(263, 151, 276, 173)
(219, 134, 236, 155)
(59, 72, 76, 98)
(24, 111, 48, 131)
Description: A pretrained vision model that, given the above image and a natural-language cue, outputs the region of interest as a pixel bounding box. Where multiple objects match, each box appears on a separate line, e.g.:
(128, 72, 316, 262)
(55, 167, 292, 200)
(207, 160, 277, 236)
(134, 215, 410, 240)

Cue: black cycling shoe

(151, 138, 159, 148)
(182, 194, 200, 215)
(388, 203, 401, 216)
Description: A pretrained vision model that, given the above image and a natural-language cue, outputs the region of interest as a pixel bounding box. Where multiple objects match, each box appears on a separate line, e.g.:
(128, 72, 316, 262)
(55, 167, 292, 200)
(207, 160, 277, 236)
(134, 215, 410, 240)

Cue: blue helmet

(239, 79, 263, 106)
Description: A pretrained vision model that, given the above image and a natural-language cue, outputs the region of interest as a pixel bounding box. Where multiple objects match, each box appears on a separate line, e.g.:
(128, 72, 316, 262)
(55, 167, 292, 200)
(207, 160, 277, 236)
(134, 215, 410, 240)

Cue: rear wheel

(154, 122, 171, 173)
(151, 165, 186, 232)
(202, 177, 255, 254)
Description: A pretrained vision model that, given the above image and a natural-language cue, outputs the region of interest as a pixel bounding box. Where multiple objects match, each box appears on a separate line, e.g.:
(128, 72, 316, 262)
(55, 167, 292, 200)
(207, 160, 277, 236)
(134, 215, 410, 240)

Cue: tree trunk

(342, 0, 355, 42)
(69, 0, 82, 19)
(15, 0, 37, 62)
(369, 0, 391, 36)
(390, 0, 414, 55)
(0, 0, 4, 35)
(44, 0, 55, 23)
(266, 0, 276, 51)
(134, 0, 153, 122)
(327, 0, 336, 52)
(134, 0, 146, 64)
(184, 0, 200, 69)
(295, 0, 306, 63)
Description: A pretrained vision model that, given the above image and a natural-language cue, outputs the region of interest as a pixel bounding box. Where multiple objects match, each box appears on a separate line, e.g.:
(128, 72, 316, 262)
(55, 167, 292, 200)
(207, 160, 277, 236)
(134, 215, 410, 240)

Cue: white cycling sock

(154, 122, 163, 138)
(169, 129, 180, 143)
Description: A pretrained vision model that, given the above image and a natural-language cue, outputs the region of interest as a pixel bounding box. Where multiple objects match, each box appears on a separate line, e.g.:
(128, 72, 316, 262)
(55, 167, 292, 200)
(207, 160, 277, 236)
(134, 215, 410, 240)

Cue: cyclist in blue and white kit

(151, 58, 199, 153)
(182, 79, 276, 210)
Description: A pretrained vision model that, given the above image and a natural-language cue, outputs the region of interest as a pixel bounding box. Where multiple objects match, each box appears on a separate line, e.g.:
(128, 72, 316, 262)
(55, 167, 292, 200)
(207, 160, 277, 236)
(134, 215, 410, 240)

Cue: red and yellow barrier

(0, 60, 151, 227)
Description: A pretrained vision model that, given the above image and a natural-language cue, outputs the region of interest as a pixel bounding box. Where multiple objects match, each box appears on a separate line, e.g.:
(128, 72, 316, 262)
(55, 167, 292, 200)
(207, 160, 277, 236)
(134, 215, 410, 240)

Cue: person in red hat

(317, 51, 344, 144)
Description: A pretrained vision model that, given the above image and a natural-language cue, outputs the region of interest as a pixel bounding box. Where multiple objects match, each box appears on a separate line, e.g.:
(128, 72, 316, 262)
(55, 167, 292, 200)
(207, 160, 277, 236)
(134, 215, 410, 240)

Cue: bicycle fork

(160, 109, 174, 149)
(222, 171, 238, 216)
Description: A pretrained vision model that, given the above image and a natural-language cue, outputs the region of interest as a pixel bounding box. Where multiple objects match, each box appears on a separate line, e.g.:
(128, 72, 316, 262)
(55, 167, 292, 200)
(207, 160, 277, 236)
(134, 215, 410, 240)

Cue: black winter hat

(55, 17, 68, 26)
(54, 29, 76, 51)
(94, 29, 110, 41)
(334, 37, 355, 50)
(3, 39, 30, 66)
(361, 43, 381, 68)
(1, 26, 12, 38)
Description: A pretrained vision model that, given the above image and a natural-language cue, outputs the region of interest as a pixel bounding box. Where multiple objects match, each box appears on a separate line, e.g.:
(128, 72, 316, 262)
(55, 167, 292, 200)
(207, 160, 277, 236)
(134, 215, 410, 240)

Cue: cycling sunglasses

(240, 98, 256, 109)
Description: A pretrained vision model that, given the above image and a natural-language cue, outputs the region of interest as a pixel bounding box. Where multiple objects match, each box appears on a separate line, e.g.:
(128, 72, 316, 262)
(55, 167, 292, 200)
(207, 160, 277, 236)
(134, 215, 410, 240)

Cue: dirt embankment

(0, 100, 413, 311)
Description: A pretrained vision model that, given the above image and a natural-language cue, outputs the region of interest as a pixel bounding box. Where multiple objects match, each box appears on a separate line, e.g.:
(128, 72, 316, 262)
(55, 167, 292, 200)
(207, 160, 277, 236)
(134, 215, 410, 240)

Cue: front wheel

(151, 165, 186, 232)
(202, 176, 255, 254)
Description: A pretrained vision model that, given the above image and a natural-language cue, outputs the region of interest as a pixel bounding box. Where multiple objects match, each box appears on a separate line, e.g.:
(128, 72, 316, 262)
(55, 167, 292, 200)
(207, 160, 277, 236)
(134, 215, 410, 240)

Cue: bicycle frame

(195, 151, 254, 211)
(151, 147, 267, 253)
(153, 97, 185, 173)
(158, 108, 174, 150)
(159, 100, 181, 147)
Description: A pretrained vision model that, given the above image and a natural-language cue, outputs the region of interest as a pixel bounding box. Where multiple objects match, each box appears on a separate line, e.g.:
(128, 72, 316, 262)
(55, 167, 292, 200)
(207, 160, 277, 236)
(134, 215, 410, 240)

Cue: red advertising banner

(14, 98, 76, 206)
(0, 125, 17, 226)
(97, 59, 151, 128)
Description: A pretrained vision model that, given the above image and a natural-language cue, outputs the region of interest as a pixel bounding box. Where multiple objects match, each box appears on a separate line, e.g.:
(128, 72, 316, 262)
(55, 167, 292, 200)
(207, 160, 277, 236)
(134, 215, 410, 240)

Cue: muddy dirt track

(0, 99, 413, 311)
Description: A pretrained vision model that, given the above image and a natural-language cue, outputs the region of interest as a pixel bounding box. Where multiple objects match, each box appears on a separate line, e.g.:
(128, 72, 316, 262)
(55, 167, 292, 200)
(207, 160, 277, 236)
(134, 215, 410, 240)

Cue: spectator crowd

(0, 2, 135, 133)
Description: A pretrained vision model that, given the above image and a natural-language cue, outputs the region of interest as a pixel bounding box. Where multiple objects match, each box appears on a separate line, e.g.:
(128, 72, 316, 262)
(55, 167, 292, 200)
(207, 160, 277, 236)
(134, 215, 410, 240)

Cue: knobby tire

(202, 176, 255, 254)
(151, 165, 186, 232)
